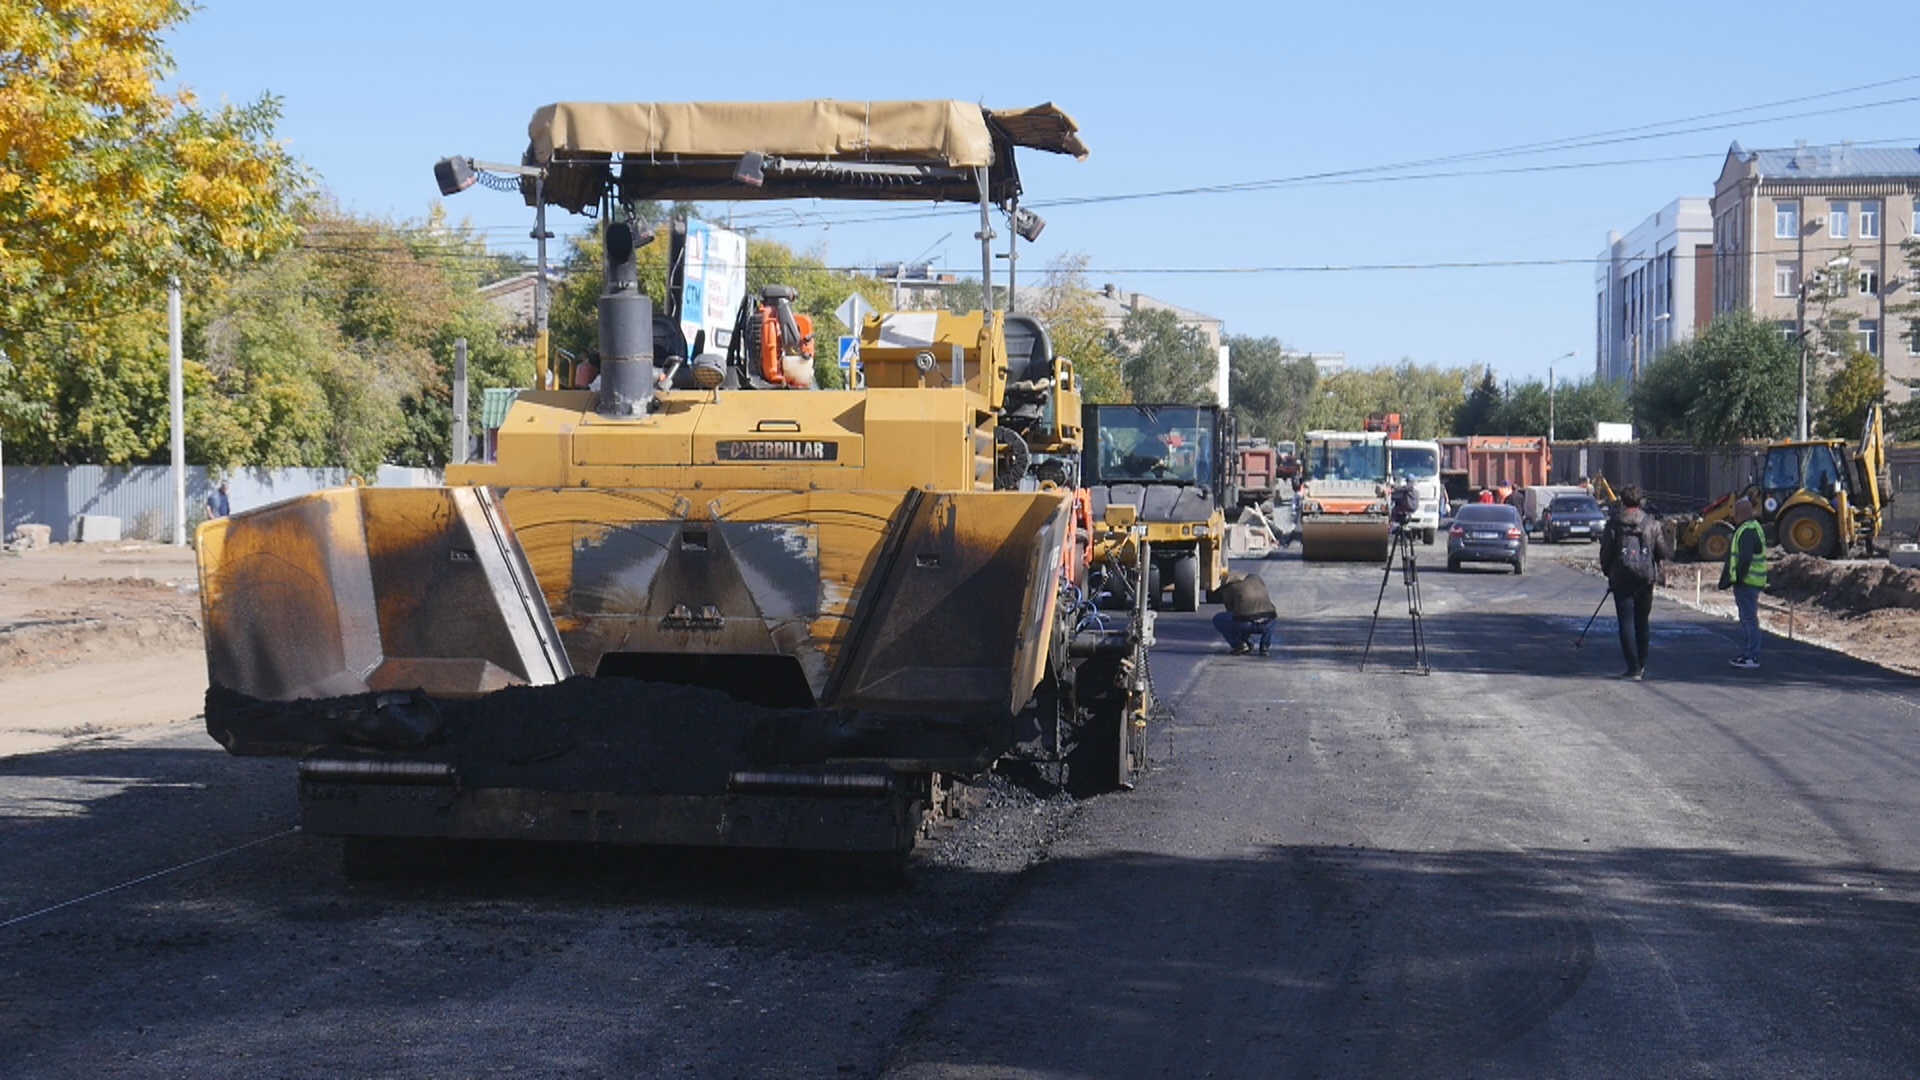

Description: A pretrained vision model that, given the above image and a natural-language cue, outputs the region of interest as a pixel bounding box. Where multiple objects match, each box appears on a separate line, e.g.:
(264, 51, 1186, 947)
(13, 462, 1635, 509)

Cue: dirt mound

(1767, 555, 1920, 616)
(0, 574, 203, 676)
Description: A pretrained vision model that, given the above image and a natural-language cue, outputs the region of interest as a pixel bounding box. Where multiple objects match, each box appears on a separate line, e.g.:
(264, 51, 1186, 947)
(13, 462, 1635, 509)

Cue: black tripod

(1361, 524, 1430, 674)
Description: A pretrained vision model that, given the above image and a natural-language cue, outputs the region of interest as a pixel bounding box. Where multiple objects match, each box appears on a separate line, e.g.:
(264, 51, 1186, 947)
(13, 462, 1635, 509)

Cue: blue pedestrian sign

(838, 336, 859, 369)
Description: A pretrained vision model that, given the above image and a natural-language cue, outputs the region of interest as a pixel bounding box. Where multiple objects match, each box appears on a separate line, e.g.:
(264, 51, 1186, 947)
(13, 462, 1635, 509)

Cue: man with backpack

(1598, 486, 1671, 681)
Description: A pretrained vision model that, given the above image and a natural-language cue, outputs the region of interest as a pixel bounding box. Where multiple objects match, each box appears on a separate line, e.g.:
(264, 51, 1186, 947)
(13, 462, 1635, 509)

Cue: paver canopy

(521, 99, 1086, 211)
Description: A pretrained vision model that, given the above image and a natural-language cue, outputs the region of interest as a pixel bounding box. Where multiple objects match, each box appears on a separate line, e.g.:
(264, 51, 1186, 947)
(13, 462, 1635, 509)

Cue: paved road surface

(4, 544, 1918, 1078)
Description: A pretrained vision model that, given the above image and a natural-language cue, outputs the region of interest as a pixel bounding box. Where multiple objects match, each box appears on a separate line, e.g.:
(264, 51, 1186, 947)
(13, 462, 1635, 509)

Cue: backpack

(1616, 520, 1654, 584)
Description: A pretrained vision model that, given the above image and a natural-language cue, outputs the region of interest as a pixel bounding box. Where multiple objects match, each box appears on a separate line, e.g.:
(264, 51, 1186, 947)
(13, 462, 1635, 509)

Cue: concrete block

(76, 515, 122, 543)
(8, 524, 52, 550)
(1225, 522, 1273, 559)
(1891, 543, 1920, 570)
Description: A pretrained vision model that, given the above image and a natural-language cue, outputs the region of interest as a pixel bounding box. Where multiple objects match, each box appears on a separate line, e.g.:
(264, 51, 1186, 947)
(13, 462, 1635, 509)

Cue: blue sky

(167, 2, 1920, 388)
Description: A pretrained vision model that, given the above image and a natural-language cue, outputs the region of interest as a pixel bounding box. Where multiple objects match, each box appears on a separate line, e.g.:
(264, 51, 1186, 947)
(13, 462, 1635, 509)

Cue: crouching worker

(1214, 571, 1278, 656)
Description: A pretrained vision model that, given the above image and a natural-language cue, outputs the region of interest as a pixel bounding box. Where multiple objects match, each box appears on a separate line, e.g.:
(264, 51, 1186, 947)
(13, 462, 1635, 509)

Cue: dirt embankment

(1767, 554, 1920, 615)
(0, 544, 208, 756)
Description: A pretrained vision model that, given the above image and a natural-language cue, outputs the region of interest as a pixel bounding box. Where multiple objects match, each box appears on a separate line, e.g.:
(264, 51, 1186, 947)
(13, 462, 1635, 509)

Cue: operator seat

(999, 314, 1055, 432)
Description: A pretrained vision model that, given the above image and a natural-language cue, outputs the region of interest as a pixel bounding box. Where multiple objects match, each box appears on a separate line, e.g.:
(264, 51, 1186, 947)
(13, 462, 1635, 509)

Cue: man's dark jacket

(1599, 507, 1671, 590)
(1219, 574, 1277, 620)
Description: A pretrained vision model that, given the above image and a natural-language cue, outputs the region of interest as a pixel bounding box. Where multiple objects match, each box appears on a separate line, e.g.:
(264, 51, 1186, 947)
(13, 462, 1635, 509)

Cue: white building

(1285, 351, 1345, 377)
(1594, 198, 1712, 385)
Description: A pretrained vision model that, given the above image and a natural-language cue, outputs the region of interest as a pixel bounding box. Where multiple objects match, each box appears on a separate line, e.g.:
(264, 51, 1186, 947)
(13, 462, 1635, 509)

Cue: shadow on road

(892, 841, 1920, 1078)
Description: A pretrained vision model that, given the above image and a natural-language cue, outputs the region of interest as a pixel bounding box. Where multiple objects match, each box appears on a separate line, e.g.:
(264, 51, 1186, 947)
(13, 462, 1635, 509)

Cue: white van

(1387, 439, 1444, 544)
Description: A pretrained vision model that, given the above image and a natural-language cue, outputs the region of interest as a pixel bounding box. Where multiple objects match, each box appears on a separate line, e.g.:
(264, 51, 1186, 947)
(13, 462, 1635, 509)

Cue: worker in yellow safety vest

(1718, 498, 1768, 669)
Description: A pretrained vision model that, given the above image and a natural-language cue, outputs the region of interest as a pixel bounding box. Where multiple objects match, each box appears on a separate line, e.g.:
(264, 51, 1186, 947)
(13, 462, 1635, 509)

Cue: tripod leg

(1360, 542, 1398, 670)
(1400, 534, 1430, 674)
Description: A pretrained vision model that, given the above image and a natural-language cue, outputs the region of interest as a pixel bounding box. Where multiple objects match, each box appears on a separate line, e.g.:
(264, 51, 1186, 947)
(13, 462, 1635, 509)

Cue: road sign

(835, 293, 876, 332)
(838, 336, 860, 369)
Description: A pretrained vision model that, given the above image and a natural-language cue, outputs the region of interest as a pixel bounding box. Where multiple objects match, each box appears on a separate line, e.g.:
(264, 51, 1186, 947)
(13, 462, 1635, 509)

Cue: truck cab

(1083, 404, 1230, 611)
(1386, 438, 1443, 544)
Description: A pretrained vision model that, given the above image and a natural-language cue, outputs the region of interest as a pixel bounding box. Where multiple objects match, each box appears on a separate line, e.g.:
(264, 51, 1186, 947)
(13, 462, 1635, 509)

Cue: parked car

(1540, 494, 1606, 544)
(1447, 503, 1526, 574)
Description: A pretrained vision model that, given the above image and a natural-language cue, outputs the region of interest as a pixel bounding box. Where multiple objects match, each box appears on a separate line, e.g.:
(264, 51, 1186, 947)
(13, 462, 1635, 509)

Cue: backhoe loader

(1674, 405, 1888, 562)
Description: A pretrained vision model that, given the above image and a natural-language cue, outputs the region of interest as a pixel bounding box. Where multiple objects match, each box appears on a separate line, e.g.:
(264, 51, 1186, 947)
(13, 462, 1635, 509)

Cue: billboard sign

(679, 220, 748, 354)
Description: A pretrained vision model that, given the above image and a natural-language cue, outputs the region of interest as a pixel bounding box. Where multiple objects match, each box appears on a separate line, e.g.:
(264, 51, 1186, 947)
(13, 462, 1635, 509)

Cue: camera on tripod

(1388, 478, 1419, 531)
(1366, 475, 1431, 675)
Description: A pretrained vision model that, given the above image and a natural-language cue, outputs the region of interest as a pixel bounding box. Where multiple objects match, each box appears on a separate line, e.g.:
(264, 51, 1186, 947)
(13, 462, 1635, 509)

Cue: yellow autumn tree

(0, 0, 304, 461)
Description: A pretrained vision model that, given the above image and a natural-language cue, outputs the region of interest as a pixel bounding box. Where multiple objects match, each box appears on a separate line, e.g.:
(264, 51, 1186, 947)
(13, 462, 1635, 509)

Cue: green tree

(1633, 311, 1798, 447)
(1025, 254, 1123, 404)
(1226, 334, 1317, 445)
(1888, 395, 1920, 442)
(1453, 371, 1502, 435)
(1495, 380, 1550, 436)
(1301, 362, 1464, 439)
(1819, 349, 1882, 439)
(1113, 307, 1215, 404)
(1551, 376, 1630, 441)
(181, 207, 526, 473)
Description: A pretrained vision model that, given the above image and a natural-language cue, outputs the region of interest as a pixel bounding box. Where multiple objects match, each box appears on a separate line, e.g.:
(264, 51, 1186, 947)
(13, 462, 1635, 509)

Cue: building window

(1779, 321, 1799, 342)
(1775, 201, 1799, 239)
(1861, 201, 1881, 238)
(1775, 261, 1799, 297)
(1909, 321, 1920, 354)
(1859, 320, 1879, 354)
(1861, 266, 1880, 296)
(1830, 202, 1849, 239)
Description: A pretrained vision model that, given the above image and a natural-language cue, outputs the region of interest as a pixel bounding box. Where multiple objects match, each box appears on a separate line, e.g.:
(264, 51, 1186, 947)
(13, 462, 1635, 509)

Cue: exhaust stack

(597, 215, 654, 417)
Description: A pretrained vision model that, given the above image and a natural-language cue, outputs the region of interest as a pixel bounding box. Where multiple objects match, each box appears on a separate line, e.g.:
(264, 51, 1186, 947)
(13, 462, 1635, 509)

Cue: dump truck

(1675, 404, 1889, 561)
(1232, 438, 1281, 511)
(1083, 404, 1230, 611)
(1298, 429, 1393, 562)
(1438, 435, 1552, 505)
(195, 99, 1155, 869)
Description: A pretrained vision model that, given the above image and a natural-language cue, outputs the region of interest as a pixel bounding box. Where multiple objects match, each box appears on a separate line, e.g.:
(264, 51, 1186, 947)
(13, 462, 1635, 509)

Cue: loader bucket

(1299, 514, 1391, 562)
(197, 486, 570, 712)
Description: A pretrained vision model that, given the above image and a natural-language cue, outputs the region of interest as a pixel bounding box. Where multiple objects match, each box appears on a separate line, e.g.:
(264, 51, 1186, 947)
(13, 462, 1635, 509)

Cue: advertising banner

(680, 220, 748, 353)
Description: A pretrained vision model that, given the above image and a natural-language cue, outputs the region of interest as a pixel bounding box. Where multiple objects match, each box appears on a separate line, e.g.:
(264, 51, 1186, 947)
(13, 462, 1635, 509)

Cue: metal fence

(1, 465, 441, 544)
(1550, 441, 1920, 543)
(1549, 441, 1765, 517)
(1885, 447, 1920, 544)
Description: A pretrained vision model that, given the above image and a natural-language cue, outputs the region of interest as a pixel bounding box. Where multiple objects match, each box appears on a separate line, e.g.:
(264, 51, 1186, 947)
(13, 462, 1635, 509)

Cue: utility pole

(0, 349, 7, 544)
(1797, 210, 1809, 441)
(169, 276, 186, 546)
(452, 338, 469, 465)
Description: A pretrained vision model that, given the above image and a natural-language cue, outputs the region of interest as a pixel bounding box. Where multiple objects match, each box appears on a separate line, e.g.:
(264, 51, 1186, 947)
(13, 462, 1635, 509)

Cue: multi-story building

(1089, 283, 1225, 353)
(1284, 351, 1346, 377)
(1712, 142, 1920, 402)
(1595, 198, 1713, 385)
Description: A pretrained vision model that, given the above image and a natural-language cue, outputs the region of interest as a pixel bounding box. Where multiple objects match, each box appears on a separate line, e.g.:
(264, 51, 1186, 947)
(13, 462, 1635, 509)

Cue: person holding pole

(1719, 498, 1768, 669)
(1598, 486, 1670, 681)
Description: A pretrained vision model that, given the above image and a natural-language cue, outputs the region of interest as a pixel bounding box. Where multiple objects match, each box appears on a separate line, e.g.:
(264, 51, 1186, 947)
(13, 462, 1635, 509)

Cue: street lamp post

(1797, 254, 1850, 441)
(435, 156, 551, 386)
(1546, 350, 1575, 443)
